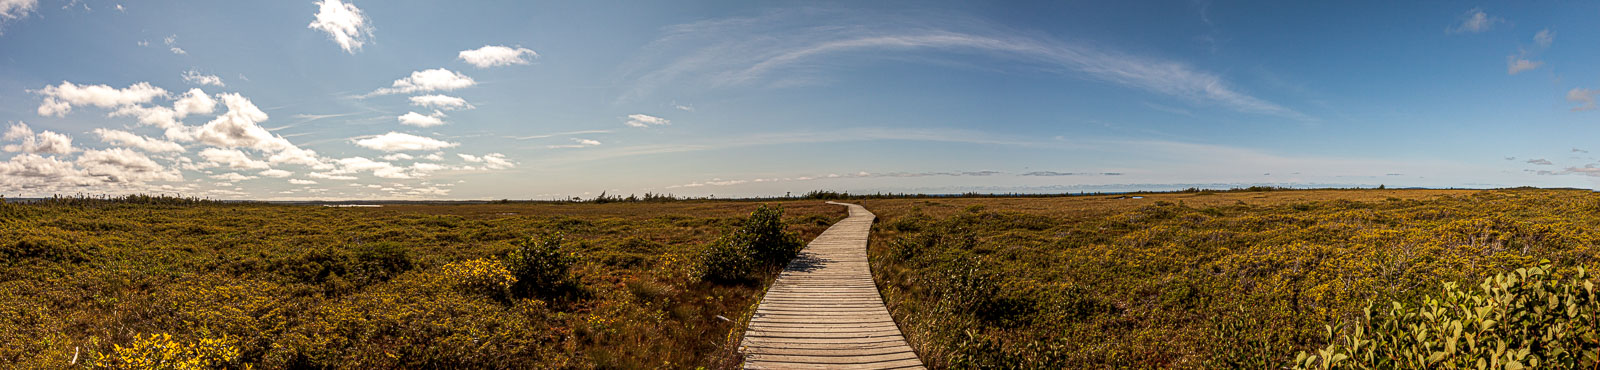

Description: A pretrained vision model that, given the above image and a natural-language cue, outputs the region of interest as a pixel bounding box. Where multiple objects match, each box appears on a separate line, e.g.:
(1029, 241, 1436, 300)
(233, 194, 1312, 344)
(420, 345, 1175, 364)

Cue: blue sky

(2, 1, 1599, 199)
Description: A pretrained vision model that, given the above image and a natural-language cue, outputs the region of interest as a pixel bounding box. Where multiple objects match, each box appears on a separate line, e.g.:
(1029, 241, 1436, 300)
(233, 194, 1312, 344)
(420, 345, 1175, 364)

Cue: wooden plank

(740, 202, 924, 369)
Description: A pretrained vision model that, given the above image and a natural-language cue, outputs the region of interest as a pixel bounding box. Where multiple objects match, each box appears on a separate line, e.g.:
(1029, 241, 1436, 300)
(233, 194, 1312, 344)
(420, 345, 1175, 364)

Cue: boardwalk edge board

(737, 202, 925, 369)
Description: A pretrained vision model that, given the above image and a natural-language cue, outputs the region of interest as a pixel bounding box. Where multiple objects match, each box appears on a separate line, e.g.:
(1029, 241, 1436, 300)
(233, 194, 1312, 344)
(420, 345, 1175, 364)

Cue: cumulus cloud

(480, 153, 513, 169)
(1449, 8, 1501, 34)
(1525, 158, 1553, 165)
(0, 153, 93, 189)
(624, 113, 669, 128)
(309, 172, 358, 180)
(210, 172, 256, 181)
(1569, 88, 1598, 112)
(352, 132, 458, 152)
(2, 122, 74, 155)
(199, 148, 270, 170)
(369, 68, 475, 96)
(408, 94, 474, 110)
(173, 88, 218, 119)
(330, 156, 413, 178)
(92, 128, 184, 152)
(77, 148, 182, 183)
(380, 153, 413, 161)
(33, 81, 168, 117)
(259, 169, 292, 178)
(457, 153, 514, 169)
(1507, 57, 1542, 75)
(458, 45, 539, 68)
(182, 69, 225, 87)
(289, 179, 318, 185)
(397, 111, 446, 127)
(1, 0, 38, 20)
(308, 0, 372, 54)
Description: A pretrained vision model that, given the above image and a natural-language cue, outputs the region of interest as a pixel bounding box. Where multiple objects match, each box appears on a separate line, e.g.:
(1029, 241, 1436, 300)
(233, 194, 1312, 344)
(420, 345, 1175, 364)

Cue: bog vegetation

(861, 188, 1600, 368)
(0, 197, 842, 368)
(9, 189, 1600, 368)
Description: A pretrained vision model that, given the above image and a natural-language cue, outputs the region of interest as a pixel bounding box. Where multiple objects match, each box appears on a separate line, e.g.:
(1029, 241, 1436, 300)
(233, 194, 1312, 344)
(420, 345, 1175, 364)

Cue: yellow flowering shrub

(862, 189, 1600, 368)
(0, 197, 843, 368)
(439, 258, 515, 297)
(90, 332, 242, 369)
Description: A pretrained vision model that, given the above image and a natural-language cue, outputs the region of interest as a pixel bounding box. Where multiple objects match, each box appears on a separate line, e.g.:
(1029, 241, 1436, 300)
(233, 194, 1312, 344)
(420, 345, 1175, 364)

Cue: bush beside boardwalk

(0, 198, 842, 368)
(862, 188, 1600, 368)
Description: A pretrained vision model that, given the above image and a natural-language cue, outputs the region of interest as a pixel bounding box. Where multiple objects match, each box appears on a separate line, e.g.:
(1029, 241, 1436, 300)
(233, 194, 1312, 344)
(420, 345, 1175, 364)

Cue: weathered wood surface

(739, 202, 924, 369)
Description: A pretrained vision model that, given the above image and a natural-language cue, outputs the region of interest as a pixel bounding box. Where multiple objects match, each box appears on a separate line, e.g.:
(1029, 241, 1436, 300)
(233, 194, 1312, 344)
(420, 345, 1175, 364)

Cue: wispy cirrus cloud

(620, 9, 1310, 121)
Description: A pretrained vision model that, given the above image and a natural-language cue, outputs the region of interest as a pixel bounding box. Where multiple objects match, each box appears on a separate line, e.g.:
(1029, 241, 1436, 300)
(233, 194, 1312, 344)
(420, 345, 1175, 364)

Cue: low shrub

(441, 258, 515, 298)
(697, 204, 803, 282)
(90, 332, 242, 369)
(1294, 263, 1600, 369)
(505, 234, 577, 298)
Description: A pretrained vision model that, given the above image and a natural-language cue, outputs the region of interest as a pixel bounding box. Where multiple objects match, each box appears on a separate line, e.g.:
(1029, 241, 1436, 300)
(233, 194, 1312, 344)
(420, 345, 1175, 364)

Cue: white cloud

(33, 81, 168, 117)
(624, 113, 670, 128)
(352, 132, 458, 152)
(308, 0, 373, 54)
(481, 153, 513, 169)
(547, 138, 601, 149)
(1534, 28, 1555, 48)
(209, 172, 257, 181)
(1569, 88, 1598, 112)
(199, 148, 270, 170)
(408, 94, 475, 110)
(173, 88, 217, 119)
(1507, 57, 1542, 75)
(2, 122, 74, 155)
(1449, 8, 1501, 34)
(164, 35, 186, 55)
(369, 68, 475, 96)
(178, 93, 300, 155)
(624, 13, 1310, 121)
(93, 128, 184, 152)
(331, 156, 411, 178)
(259, 169, 293, 178)
(308, 172, 357, 180)
(182, 69, 224, 87)
(397, 111, 445, 127)
(289, 179, 318, 185)
(423, 152, 444, 161)
(110, 105, 179, 128)
(456, 153, 513, 169)
(0, 153, 94, 189)
(458, 45, 539, 68)
(674, 104, 694, 112)
(77, 148, 181, 183)
(0, 0, 38, 20)
(381, 153, 413, 161)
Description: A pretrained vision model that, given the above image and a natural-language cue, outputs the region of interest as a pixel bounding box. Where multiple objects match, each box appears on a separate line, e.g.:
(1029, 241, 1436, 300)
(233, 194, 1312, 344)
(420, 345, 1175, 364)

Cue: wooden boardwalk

(739, 202, 924, 369)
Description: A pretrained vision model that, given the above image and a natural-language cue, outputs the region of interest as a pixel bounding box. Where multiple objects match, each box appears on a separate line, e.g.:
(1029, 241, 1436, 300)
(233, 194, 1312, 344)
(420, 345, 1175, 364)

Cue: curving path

(739, 202, 924, 369)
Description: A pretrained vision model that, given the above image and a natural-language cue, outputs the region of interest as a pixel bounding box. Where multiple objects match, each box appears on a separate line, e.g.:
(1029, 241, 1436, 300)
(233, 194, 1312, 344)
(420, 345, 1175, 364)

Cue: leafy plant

(505, 233, 578, 298)
(1294, 263, 1600, 369)
(697, 204, 804, 282)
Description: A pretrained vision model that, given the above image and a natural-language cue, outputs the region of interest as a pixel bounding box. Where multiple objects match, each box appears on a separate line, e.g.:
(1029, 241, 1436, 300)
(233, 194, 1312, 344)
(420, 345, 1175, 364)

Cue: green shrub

(697, 234, 754, 283)
(741, 205, 803, 266)
(354, 241, 412, 282)
(505, 234, 577, 298)
(696, 204, 803, 282)
(1294, 263, 1600, 369)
